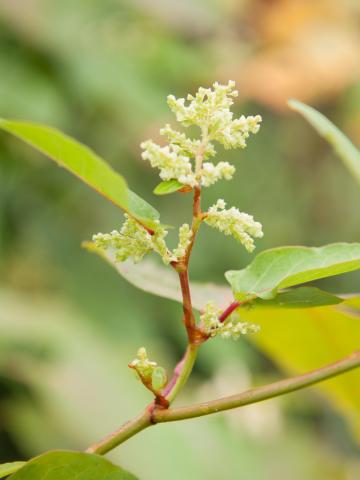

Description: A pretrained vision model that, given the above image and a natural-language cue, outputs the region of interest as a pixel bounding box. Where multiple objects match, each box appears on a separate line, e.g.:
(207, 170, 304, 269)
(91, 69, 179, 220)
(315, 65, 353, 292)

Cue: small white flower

(214, 198, 226, 209)
(205, 200, 263, 252)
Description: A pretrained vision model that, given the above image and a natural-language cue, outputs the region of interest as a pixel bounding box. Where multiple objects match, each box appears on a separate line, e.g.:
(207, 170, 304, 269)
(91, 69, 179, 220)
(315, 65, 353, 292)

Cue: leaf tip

(288, 99, 302, 111)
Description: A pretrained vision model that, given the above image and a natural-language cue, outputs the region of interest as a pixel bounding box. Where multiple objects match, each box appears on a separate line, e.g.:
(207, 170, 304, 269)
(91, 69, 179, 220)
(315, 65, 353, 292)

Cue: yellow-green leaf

(151, 367, 167, 391)
(0, 119, 159, 228)
(0, 462, 26, 478)
(289, 100, 360, 185)
(153, 179, 185, 195)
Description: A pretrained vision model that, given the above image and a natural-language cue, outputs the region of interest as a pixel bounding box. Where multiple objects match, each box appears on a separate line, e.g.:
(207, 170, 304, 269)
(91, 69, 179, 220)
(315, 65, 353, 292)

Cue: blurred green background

(0, 1, 360, 478)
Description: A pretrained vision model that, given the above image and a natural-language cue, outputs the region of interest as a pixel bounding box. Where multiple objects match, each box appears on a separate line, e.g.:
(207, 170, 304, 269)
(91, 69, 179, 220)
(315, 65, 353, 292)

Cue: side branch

(218, 300, 241, 323)
(153, 350, 360, 422)
(86, 351, 360, 455)
(218, 297, 257, 323)
(86, 409, 152, 455)
(162, 343, 199, 403)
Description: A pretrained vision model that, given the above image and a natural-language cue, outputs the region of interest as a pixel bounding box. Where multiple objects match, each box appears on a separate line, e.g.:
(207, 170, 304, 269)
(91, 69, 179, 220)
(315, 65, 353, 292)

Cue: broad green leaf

(9, 451, 137, 480)
(253, 287, 342, 309)
(0, 119, 159, 228)
(0, 462, 26, 478)
(240, 298, 360, 439)
(84, 243, 342, 310)
(289, 100, 360, 185)
(153, 179, 186, 195)
(225, 243, 360, 300)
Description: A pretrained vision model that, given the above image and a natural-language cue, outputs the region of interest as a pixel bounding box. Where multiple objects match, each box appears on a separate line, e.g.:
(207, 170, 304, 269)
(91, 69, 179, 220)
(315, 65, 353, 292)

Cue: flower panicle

(92, 214, 175, 265)
(141, 80, 261, 189)
(93, 217, 195, 266)
(204, 199, 263, 252)
(92, 81, 264, 267)
(200, 302, 260, 340)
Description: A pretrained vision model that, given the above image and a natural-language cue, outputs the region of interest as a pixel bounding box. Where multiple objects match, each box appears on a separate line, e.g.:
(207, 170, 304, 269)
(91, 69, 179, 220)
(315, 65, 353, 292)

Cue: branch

(218, 300, 241, 323)
(86, 409, 152, 455)
(154, 350, 360, 423)
(218, 297, 257, 323)
(86, 351, 360, 455)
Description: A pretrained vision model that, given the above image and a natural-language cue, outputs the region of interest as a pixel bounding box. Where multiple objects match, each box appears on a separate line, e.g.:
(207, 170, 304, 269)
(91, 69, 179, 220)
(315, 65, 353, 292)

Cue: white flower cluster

(141, 140, 197, 187)
(204, 199, 263, 252)
(160, 124, 215, 159)
(92, 214, 174, 265)
(141, 81, 261, 189)
(93, 217, 194, 265)
(200, 162, 235, 187)
(200, 302, 260, 340)
(167, 80, 262, 149)
(173, 223, 193, 259)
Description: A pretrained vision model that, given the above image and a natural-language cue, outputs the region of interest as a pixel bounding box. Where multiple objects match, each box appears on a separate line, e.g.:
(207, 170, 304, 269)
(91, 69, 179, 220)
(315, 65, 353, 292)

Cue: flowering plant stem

(87, 350, 360, 455)
(86, 132, 360, 457)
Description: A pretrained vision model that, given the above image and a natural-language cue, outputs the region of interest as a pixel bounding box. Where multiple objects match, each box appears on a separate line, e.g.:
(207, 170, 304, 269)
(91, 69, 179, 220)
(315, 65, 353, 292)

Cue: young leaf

(153, 179, 186, 195)
(9, 451, 138, 479)
(289, 100, 360, 185)
(0, 462, 26, 478)
(225, 243, 360, 300)
(151, 366, 167, 391)
(0, 119, 159, 228)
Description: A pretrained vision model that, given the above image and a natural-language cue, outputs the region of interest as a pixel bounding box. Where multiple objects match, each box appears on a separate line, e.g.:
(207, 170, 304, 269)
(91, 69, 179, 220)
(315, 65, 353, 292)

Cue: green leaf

(153, 179, 186, 195)
(289, 100, 360, 185)
(0, 462, 26, 478)
(151, 367, 167, 391)
(9, 451, 138, 479)
(225, 243, 360, 300)
(253, 287, 343, 309)
(0, 119, 159, 228)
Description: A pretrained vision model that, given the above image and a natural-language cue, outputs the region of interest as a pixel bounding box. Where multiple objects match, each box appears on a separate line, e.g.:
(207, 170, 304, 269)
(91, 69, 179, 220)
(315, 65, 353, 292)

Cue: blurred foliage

(0, 0, 360, 479)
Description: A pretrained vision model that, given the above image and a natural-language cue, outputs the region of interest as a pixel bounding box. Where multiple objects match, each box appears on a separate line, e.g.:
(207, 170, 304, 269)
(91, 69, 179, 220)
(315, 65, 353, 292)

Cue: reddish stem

(162, 355, 186, 397)
(218, 300, 241, 323)
(178, 270, 196, 339)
